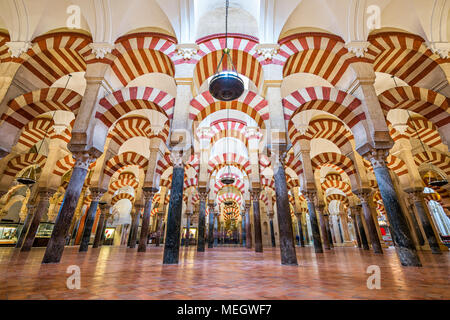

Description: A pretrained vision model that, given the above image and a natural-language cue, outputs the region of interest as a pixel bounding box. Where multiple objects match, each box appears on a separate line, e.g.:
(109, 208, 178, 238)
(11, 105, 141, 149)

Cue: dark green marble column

(366, 149, 421, 266)
(350, 208, 362, 248)
(197, 190, 208, 252)
(354, 205, 369, 250)
(240, 212, 246, 247)
(21, 189, 55, 251)
(250, 189, 263, 253)
(43, 151, 98, 264)
(317, 204, 331, 250)
(324, 214, 334, 248)
(79, 188, 105, 252)
(303, 190, 323, 253)
(295, 213, 305, 247)
(355, 188, 383, 254)
(405, 188, 441, 254)
(208, 204, 215, 248)
(128, 205, 141, 249)
(163, 152, 185, 264)
(185, 212, 191, 247)
(245, 203, 252, 248)
(138, 188, 157, 252)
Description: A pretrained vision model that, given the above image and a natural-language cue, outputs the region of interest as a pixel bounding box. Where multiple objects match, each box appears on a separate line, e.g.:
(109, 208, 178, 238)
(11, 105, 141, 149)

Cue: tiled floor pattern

(0, 245, 449, 300)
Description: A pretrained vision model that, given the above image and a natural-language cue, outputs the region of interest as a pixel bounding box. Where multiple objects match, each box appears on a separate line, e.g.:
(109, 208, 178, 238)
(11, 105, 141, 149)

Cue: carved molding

(344, 41, 370, 58)
(89, 188, 107, 202)
(302, 190, 317, 204)
(6, 41, 32, 58)
(363, 148, 389, 169)
(426, 41, 450, 59)
(353, 188, 372, 204)
(250, 189, 261, 201)
(89, 42, 115, 59)
(176, 44, 199, 60)
(256, 44, 280, 60)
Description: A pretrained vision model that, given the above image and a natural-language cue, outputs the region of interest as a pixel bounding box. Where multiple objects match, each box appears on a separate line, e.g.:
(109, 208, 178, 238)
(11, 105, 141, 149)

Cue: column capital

(89, 188, 106, 202)
(72, 149, 101, 170)
(250, 188, 261, 201)
(302, 190, 317, 204)
(142, 187, 158, 202)
(169, 149, 189, 168)
(361, 148, 390, 169)
(99, 202, 111, 214)
(198, 188, 209, 202)
(267, 211, 275, 220)
(353, 188, 373, 204)
(38, 188, 57, 202)
(404, 187, 425, 202)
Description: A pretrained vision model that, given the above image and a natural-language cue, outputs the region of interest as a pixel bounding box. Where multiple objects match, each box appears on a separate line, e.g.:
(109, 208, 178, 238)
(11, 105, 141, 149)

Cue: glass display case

(0, 223, 22, 246)
(33, 222, 54, 247)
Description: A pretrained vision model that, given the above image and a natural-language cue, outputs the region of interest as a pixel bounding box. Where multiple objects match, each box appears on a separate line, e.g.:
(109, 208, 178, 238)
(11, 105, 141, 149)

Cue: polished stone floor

(0, 245, 449, 300)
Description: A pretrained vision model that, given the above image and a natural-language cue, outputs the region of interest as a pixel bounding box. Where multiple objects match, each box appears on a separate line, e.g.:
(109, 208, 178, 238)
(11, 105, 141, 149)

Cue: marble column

(295, 213, 305, 247)
(324, 214, 334, 248)
(138, 188, 157, 252)
(353, 205, 369, 250)
(214, 214, 219, 247)
(185, 212, 192, 247)
(240, 212, 246, 247)
(250, 189, 263, 253)
(79, 188, 105, 252)
(365, 149, 421, 266)
(340, 213, 351, 243)
(16, 204, 36, 248)
(197, 190, 208, 252)
(407, 201, 425, 246)
(208, 203, 215, 248)
(303, 190, 323, 253)
(128, 205, 141, 249)
(350, 208, 362, 248)
(317, 204, 331, 250)
(405, 188, 441, 254)
(272, 154, 297, 264)
(355, 189, 383, 254)
(93, 203, 110, 248)
(21, 189, 56, 251)
(163, 151, 185, 264)
(245, 203, 252, 248)
(269, 215, 276, 247)
(42, 151, 98, 264)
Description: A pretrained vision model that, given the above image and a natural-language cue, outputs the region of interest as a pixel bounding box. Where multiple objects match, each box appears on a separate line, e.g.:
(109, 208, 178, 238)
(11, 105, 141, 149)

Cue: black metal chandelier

(208, 0, 244, 102)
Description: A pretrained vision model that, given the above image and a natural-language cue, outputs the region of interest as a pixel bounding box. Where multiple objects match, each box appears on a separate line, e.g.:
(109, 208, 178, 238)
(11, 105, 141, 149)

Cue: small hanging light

(16, 165, 38, 185)
(209, 0, 244, 102)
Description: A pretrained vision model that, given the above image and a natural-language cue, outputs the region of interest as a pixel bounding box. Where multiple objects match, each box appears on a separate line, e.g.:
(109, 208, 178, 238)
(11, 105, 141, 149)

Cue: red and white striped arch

(208, 153, 251, 176)
(4, 153, 47, 177)
(284, 153, 303, 176)
(406, 117, 444, 148)
(111, 192, 135, 205)
(209, 120, 249, 146)
(325, 173, 343, 181)
(286, 177, 300, 190)
(260, 193, 269, 208)
(193, 49, 263, 89)
(184, 178, 198, 189)
(189, 90, 269, 129)
(297, 118, 354, 149)
(214, 179, 245, 195)
(311, 152, 356, 178)
(155, 154, 173, 177)
(414, 151, 450, 176)
(17, 118, 54, 149)
(104, 152, 149, 177)
(367, 32, 447, 86)
(278, 33, 363, 86)
(12, 32, 92, 87)
(378, 86, 449, 128)
(217, 193, 242, 206)
(0, 32, 10, 62)
(97, 87, 175, 128)
(107, 116, 152, 146)
(106, 33, 176, 87)
(321, 180, 352, 196)
(326, 193, 349, 208)
(261, 177, 275, 191)
(363, 154, 409, 177)
(108, 178, 139, 195)
(283, 87, 365, 129)
(386, 120, 408, 143)
(186, 154, 200, 173)
(3, 88, 81, 129)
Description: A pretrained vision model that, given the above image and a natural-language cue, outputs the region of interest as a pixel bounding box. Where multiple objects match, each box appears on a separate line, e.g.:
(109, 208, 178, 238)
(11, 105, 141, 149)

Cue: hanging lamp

(208, 0, 244, 102)
(391, 75, 447, 187)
